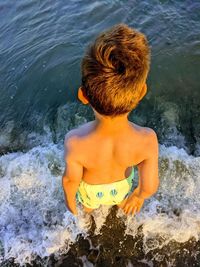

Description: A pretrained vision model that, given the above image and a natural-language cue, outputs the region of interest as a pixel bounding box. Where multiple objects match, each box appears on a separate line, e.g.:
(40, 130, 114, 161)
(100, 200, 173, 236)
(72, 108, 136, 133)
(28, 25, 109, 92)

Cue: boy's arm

(62, 133, 83, 215)
(136, 129, 160, 199)
(120, 129, 159, 215)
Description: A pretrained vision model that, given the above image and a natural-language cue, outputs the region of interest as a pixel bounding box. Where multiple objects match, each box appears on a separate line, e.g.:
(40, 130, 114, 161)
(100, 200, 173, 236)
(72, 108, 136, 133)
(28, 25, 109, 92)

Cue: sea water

(0, 0, 200, 266)
(1, 142, 200, 265)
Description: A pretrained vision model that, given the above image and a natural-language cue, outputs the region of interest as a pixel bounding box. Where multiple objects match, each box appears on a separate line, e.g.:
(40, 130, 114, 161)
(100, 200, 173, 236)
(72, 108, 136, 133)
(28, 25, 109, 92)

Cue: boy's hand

(118, 187, 145, 216)
(68, 207, 78, 216)
(65, 202, 78, 216)
(64, 197, 78, 216)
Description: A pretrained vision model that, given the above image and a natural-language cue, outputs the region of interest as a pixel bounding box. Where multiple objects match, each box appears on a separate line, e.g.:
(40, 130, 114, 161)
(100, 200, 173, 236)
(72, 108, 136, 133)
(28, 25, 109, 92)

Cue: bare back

(66, 120, 153, 185)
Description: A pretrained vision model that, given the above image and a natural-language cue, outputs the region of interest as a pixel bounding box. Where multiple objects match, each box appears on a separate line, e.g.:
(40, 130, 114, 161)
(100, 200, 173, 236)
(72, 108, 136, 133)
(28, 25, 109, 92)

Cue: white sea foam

(0, 142, 200, 265)
(0, 143, 92, 265)
(119, 144, 200, 254)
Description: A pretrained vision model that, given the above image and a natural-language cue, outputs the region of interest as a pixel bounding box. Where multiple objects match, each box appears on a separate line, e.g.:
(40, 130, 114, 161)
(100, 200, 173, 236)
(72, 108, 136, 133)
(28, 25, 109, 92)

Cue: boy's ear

(78, 87, 89, 104)
(138, 83, 147, 101)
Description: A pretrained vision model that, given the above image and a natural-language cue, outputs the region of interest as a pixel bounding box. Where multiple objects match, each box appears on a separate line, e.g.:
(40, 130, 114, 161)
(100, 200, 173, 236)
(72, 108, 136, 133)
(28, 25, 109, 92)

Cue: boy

(62, 23, 159, 216)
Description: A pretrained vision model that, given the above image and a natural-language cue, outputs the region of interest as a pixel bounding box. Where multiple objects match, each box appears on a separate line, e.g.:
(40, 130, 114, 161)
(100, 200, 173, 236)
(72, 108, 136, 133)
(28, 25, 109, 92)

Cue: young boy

(62, 23, 159, 216)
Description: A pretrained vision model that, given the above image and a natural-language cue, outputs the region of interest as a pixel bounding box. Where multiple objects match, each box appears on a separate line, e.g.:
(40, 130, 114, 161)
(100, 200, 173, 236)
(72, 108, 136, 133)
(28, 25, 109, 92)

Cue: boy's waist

(79, 166, 134, 188)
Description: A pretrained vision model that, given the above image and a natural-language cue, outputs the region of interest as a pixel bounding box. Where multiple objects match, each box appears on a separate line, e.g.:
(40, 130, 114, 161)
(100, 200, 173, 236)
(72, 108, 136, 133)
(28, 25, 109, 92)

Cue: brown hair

(81, 23, 151, 117)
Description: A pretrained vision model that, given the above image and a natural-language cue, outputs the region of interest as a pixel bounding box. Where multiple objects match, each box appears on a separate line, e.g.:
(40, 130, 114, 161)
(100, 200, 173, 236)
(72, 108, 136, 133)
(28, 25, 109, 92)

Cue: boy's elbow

(62, 177, 80, 190)
(62, 174, 69, 188)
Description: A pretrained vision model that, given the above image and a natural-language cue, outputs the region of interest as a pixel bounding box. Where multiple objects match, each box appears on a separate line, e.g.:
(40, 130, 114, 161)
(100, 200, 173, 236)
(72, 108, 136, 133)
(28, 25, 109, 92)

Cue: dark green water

(0, 0, 200, 155)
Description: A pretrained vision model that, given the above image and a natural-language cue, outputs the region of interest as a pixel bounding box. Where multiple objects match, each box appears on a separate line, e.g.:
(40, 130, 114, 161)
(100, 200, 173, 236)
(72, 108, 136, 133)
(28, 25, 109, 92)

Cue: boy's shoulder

(64, 122, 158, 161)
(131, 122, 157, 138)
(64, 128, 78, 141)
(64, 128, 79, 147)
(132, 123, 159, 153)
(64, 122, 93, 144)
(64, 122, 94, 160)
(65, 122, 157, 143)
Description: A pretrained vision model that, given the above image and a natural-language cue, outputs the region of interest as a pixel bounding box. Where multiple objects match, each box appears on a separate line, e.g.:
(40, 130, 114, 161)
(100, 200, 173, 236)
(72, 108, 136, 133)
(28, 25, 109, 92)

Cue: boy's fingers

(123, 204, 130, 214)
(121, 202, 142, 216)
(137, 205, 141, 213)
(129, 206, 136, 215)
(127, 205, 133, 215)
(125, 204, 134, 215)
(137, 203, 143, 212)
(123, 206, 128, 213)
(132, 207, 137, 216)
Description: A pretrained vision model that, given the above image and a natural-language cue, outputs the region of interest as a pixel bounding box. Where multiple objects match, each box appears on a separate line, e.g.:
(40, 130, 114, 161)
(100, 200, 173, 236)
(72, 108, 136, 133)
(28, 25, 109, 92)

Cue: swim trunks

(76, 167, 135, 209)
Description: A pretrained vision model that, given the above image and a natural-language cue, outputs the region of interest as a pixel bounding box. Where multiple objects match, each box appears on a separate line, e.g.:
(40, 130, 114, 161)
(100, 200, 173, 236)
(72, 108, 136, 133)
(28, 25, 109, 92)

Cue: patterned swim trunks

(76, 167, 135, 209)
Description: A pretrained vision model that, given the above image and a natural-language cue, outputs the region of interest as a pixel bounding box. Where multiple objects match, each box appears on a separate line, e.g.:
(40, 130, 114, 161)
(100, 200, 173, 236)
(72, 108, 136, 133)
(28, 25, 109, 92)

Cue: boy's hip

(76, 175, 134, 209)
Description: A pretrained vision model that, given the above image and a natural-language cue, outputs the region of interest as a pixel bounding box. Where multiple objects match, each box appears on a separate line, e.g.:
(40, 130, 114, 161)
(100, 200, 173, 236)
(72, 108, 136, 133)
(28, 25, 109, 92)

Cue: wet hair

(81, 23, 151, 117)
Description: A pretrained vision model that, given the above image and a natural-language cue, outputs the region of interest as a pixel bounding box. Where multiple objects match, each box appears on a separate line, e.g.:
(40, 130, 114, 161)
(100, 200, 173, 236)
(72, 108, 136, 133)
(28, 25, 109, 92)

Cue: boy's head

(78, 23, 151, 118)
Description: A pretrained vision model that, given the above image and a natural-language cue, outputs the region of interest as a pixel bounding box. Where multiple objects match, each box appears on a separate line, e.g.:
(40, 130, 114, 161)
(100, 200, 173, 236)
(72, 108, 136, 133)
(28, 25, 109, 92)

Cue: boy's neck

(93, 110, 131, 134)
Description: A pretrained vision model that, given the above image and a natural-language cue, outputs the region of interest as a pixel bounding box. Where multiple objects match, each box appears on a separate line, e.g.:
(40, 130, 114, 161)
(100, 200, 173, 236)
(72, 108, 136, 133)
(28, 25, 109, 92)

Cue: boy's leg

(83, 205, 94, 213)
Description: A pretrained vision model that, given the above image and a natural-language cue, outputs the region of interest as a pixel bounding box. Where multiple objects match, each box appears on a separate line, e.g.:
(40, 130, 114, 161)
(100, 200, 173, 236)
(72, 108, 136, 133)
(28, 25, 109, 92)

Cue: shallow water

(0, 143, 200, 265)
(0, 0, 200, 266)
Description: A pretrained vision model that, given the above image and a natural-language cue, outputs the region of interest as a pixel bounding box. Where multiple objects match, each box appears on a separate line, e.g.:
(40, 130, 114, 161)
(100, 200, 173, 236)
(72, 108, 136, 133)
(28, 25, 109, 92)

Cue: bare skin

(62, 85, 159, 216)
(62, 118, 159, 216)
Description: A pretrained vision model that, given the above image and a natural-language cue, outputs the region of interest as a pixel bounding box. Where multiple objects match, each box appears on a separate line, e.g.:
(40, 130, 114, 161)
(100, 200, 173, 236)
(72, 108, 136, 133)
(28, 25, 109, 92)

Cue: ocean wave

(0, 142, 200, 265)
